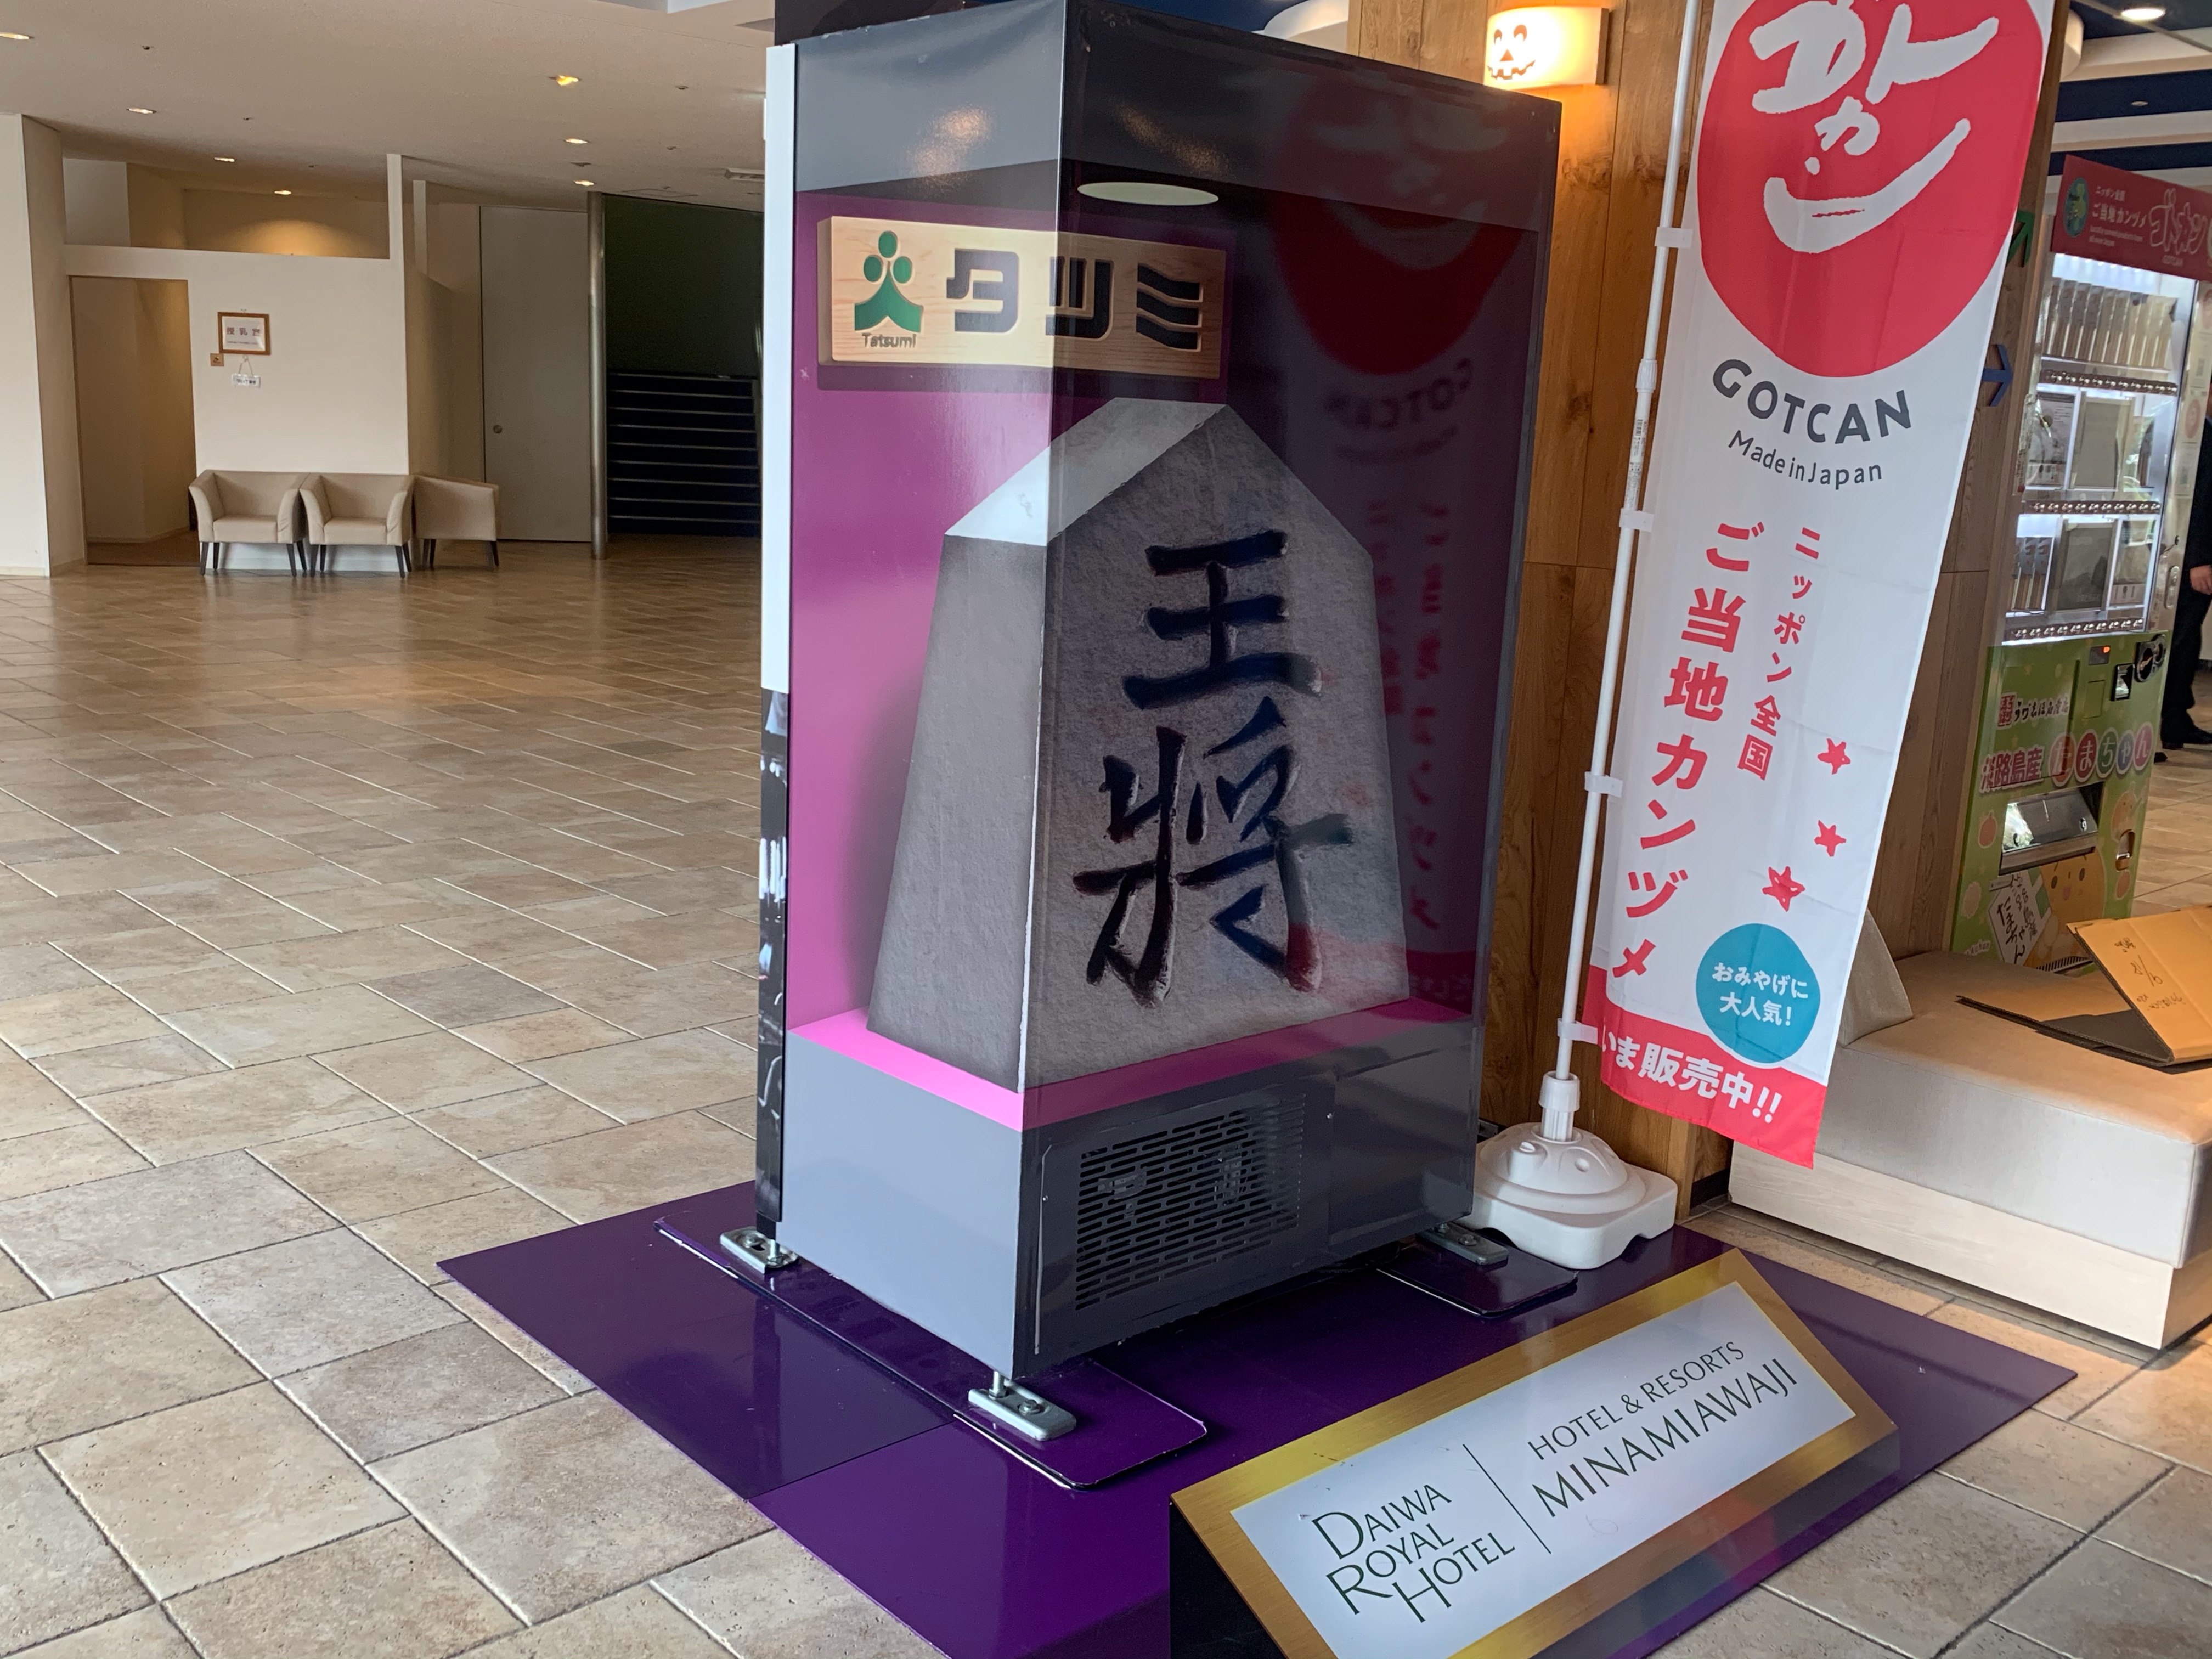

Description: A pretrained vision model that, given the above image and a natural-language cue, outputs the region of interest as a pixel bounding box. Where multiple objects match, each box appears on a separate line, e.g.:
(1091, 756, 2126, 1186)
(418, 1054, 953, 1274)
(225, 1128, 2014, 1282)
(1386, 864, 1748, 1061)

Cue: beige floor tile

(313, 1029, 528, 1110)
(279, 1321, 564, 1462)
(433, 1280, 594, 1394)
(165, 1227, 461, 1376)
(0, 986, 169, 1059)
(552, 960, 751, 1038)
(1768, 1472, 2076, 1657)
(1931, 1302, 2141, 1419)
(459, 1584, 732, 1659)
(10, 1605, 198, 1658)
(0, 1058, 83, 1139)
(355, 1187, 571, 1286)
(525, 893, 661, 933)
(0, 1251, 40, 1311)
(35, 1035, 224, 1098)
(1996, 1537, 2212, 1657)
(523, 1029, 751, 1122)
(162, 983, 433, 1066)
(0, 894, 166, 948)
(166, 1519, 517, 1659)
(1684, 1210, 1947, 1316)
(123, 884, 332, 950)
(273, 882, 484, 933)
(570, 910, 757, 970)
(58, 926, 223, 978)
(0, 1277, 255, 1454)
(229, 924, 468, 992)
(374, 1391, 768, 1621)
(2075, 1336, 2212, 1471)
(2100, 1465, 2212, 1583)
(454, 1007, 631, 1062)
(1649, 1586, 1894, 1657)
(0, 943, 101, 1001)
(13, 853, 212, 897)
(0, 1152, 332, 1295)
(1944, 1621, 2072, 1657)
(403, 910, 583, 966)
(89, 1058, 387, 1165)
(1940, 1412, 2169, 1531)
(487, 1110, 753, 1222)
(253, 1115, 506, 1222)
(45, 1383, 402, 1598)
(413, 1086, 619, 1159)
(372, 963, 562, 1027)
(0, 1449, 148, 1653)
(110, 958, 285, 1015)
(602, 866, 755, 915)
(446, 867, 601, 909)
(656, 1531, 941, 1659)
(0, 1120, 146, 1199)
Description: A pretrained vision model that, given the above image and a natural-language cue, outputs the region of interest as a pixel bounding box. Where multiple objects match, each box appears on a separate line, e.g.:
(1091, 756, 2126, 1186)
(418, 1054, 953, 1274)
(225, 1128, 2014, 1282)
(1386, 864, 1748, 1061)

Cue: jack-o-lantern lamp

(1483, 5, 1608, 89)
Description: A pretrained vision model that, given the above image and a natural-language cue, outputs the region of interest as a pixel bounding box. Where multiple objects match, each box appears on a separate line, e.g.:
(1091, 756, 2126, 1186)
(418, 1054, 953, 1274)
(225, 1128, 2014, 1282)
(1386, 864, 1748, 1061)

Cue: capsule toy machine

(750, 0, 1556, 1392)
(1954, 157, 2212, 967)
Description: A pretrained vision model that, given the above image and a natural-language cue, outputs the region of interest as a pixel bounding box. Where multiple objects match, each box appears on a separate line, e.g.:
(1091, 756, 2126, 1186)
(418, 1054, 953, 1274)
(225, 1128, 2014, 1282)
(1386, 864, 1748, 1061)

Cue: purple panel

(455, 1192, 2073, 1659)
(443, 1184, 945, 1497)
(1382, 1235, 1580, 1317)
(656, 1214, 1207, 1487)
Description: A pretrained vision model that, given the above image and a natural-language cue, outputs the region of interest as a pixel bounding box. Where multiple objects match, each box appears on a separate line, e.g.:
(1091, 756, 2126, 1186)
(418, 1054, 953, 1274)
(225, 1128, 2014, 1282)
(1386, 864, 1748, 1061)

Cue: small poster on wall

(217, 312, 269, 355)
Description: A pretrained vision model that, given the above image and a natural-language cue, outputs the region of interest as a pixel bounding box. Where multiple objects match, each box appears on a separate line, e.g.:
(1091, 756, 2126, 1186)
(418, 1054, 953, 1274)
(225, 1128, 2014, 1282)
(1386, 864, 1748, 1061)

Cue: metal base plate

(658, 1217, 1205, 1488)
(967, 1382, 1078, 1442)
(1383, 1232, 1581, 1318)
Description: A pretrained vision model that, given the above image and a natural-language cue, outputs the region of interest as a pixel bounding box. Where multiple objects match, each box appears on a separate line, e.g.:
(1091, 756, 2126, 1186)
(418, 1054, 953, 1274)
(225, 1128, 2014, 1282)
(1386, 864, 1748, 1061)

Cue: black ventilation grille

(1070, 1098, 1304, 1312)
(607, 370, 760, 537)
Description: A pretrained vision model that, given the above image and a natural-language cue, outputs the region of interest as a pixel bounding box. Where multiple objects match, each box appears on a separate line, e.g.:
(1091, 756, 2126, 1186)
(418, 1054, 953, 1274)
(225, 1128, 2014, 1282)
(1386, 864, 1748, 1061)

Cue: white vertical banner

(1588, 0, 2049, 1165)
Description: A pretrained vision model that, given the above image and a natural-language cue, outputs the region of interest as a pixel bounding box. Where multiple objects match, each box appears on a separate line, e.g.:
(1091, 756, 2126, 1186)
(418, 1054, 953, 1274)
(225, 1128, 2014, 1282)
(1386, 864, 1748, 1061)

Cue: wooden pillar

(1865, 0, 2073, 954)
(1350, 0, 1729, 1213)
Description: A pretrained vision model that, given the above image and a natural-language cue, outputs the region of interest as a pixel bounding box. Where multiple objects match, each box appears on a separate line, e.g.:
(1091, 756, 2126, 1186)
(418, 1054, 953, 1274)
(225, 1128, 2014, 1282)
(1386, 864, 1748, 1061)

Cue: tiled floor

(0, 549, 2204, 1658)
(2139, 692, 2212, 911)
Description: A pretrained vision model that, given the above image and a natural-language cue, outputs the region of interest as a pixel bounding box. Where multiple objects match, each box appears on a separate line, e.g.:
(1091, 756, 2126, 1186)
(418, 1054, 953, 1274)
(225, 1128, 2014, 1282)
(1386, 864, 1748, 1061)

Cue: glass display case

(2008, 253, 2197, 641)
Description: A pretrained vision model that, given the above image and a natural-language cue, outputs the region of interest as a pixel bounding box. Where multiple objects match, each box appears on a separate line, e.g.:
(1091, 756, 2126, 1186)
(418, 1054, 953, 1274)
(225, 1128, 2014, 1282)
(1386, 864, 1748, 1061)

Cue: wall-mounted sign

(1482, 7, 1609, 89)
(217, 312, 270, 355)
(2051, 154, 2212, 285)
(1173, 1252, 1893, 1659)
(818, 217, 1223, 379)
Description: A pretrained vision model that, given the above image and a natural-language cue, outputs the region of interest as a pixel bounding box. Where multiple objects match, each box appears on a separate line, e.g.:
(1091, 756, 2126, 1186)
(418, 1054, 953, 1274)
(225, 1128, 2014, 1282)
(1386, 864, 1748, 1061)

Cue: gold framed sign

(217, 312, 270, 356)
(1173, 1252, 1893, 1659)
(819, 216, 1224, 379)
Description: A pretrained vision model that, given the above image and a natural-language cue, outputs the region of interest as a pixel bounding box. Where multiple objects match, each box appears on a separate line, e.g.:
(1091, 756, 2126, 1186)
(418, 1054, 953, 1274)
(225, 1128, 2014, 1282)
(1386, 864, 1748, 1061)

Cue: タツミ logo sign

(1697, 0, 2043, 377)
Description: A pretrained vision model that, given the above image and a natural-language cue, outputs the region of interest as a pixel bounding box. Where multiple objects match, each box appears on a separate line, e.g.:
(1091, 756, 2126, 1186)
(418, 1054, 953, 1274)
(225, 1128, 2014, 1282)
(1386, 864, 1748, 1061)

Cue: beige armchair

(300, 474, 415, 574)
(188, 471, 306, 573)
(410, 476, 500, 569)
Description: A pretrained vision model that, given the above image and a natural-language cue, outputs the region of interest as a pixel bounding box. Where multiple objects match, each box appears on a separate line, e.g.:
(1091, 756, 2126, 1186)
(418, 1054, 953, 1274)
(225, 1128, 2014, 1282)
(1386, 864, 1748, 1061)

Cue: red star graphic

(1819, 739, 1850, 774)
(1814, 822, 1845, 857)
(1763, 866, 1805, 911)
(1613, 939, 1655, 978)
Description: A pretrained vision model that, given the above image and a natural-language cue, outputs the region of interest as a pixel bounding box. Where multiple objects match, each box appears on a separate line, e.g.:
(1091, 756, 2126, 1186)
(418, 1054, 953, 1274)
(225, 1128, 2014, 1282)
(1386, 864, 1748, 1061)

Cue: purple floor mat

(448, 1184, 2072, 1659)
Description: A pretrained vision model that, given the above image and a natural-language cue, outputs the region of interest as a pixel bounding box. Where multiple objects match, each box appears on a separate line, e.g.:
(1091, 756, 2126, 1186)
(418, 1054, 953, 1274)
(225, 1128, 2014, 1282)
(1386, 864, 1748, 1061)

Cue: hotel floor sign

(1172, 1252, 1895, 1659)
(819, 217, 1224, 379)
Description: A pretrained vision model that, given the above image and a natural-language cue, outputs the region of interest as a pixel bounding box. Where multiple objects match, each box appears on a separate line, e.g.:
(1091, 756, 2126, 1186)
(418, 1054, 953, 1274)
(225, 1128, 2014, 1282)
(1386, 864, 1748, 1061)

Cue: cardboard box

(1961, 907, 2212, 1070)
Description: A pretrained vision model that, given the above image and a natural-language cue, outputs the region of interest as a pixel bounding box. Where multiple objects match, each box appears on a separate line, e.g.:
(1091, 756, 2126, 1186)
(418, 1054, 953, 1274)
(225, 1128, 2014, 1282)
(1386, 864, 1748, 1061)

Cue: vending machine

(1953, 157, 2212, 966)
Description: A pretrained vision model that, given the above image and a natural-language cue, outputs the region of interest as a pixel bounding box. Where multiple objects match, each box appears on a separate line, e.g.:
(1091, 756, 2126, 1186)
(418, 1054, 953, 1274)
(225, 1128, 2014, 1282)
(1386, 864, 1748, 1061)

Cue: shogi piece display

(763, 0, 1556, 1377)
(868, 399, 1409, 1090)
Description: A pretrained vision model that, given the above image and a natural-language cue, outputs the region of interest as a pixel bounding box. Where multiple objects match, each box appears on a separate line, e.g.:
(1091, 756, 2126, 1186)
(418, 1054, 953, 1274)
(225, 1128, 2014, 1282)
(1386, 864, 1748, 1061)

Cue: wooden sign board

(819, 216, 1223, 380)
(1173, 1252, 1894, 1659)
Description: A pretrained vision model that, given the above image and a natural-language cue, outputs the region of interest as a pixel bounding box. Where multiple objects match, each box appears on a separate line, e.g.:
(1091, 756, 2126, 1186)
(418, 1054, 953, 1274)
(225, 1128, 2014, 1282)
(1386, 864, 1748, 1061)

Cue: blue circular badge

(1696, 924, 1820, 1065)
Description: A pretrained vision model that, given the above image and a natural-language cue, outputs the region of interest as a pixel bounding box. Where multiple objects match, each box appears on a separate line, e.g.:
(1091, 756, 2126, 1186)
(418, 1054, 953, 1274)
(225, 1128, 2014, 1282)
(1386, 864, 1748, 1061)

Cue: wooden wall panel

(1351, 0, 1729, 1210)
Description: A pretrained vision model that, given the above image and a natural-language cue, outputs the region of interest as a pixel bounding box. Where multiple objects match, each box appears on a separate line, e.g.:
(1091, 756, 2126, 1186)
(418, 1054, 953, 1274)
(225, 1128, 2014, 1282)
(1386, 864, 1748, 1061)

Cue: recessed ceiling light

(1077, 180, 1218, 207)
(573, 179, 595, 187)
(126, 107, 155, 116)
(214, 155, 236, 162)
(2120, 4, 2165, 19)
(0, 32, 31, 42)
(551, 74, 580, 86)
(564, 137, 588, 145)
(273, 189, 292, 196)
(2134, 99, 2151, 107)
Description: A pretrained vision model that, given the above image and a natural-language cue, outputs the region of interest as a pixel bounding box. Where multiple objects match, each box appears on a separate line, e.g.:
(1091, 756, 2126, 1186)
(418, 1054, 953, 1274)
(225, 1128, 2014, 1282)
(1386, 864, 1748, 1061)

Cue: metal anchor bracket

(966, 1372, 1077, 1442)
(717, 1227, 798, 1277)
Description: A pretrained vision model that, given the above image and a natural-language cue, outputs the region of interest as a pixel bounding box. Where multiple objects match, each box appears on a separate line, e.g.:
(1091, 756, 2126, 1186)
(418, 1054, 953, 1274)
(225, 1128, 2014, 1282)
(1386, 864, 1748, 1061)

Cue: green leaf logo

(855, 230, 922, 334)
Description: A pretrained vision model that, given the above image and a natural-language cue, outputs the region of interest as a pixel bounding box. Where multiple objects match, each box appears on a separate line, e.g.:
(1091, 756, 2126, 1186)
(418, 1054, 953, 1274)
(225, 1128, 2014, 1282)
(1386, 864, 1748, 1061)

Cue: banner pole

(1462, 0, 1705, 1266)
(1550, 0, 1706, 1101)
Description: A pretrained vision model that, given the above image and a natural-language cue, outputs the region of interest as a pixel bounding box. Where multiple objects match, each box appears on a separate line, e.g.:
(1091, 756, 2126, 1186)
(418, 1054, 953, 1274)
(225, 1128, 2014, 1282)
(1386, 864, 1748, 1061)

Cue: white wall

(0, 115, 84, 572)
(67, 242, 409, 475)
(183, 193, 385, 259)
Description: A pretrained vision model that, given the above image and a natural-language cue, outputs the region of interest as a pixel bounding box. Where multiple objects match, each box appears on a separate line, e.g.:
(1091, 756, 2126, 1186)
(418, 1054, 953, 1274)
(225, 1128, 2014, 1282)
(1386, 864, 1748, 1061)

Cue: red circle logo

(1697, 0, 2043, 377)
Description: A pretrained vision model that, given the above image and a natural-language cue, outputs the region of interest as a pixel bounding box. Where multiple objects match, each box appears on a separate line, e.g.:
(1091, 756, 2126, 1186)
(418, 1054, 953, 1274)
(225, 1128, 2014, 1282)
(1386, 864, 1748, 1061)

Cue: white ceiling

(0, 0, 775, 210)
